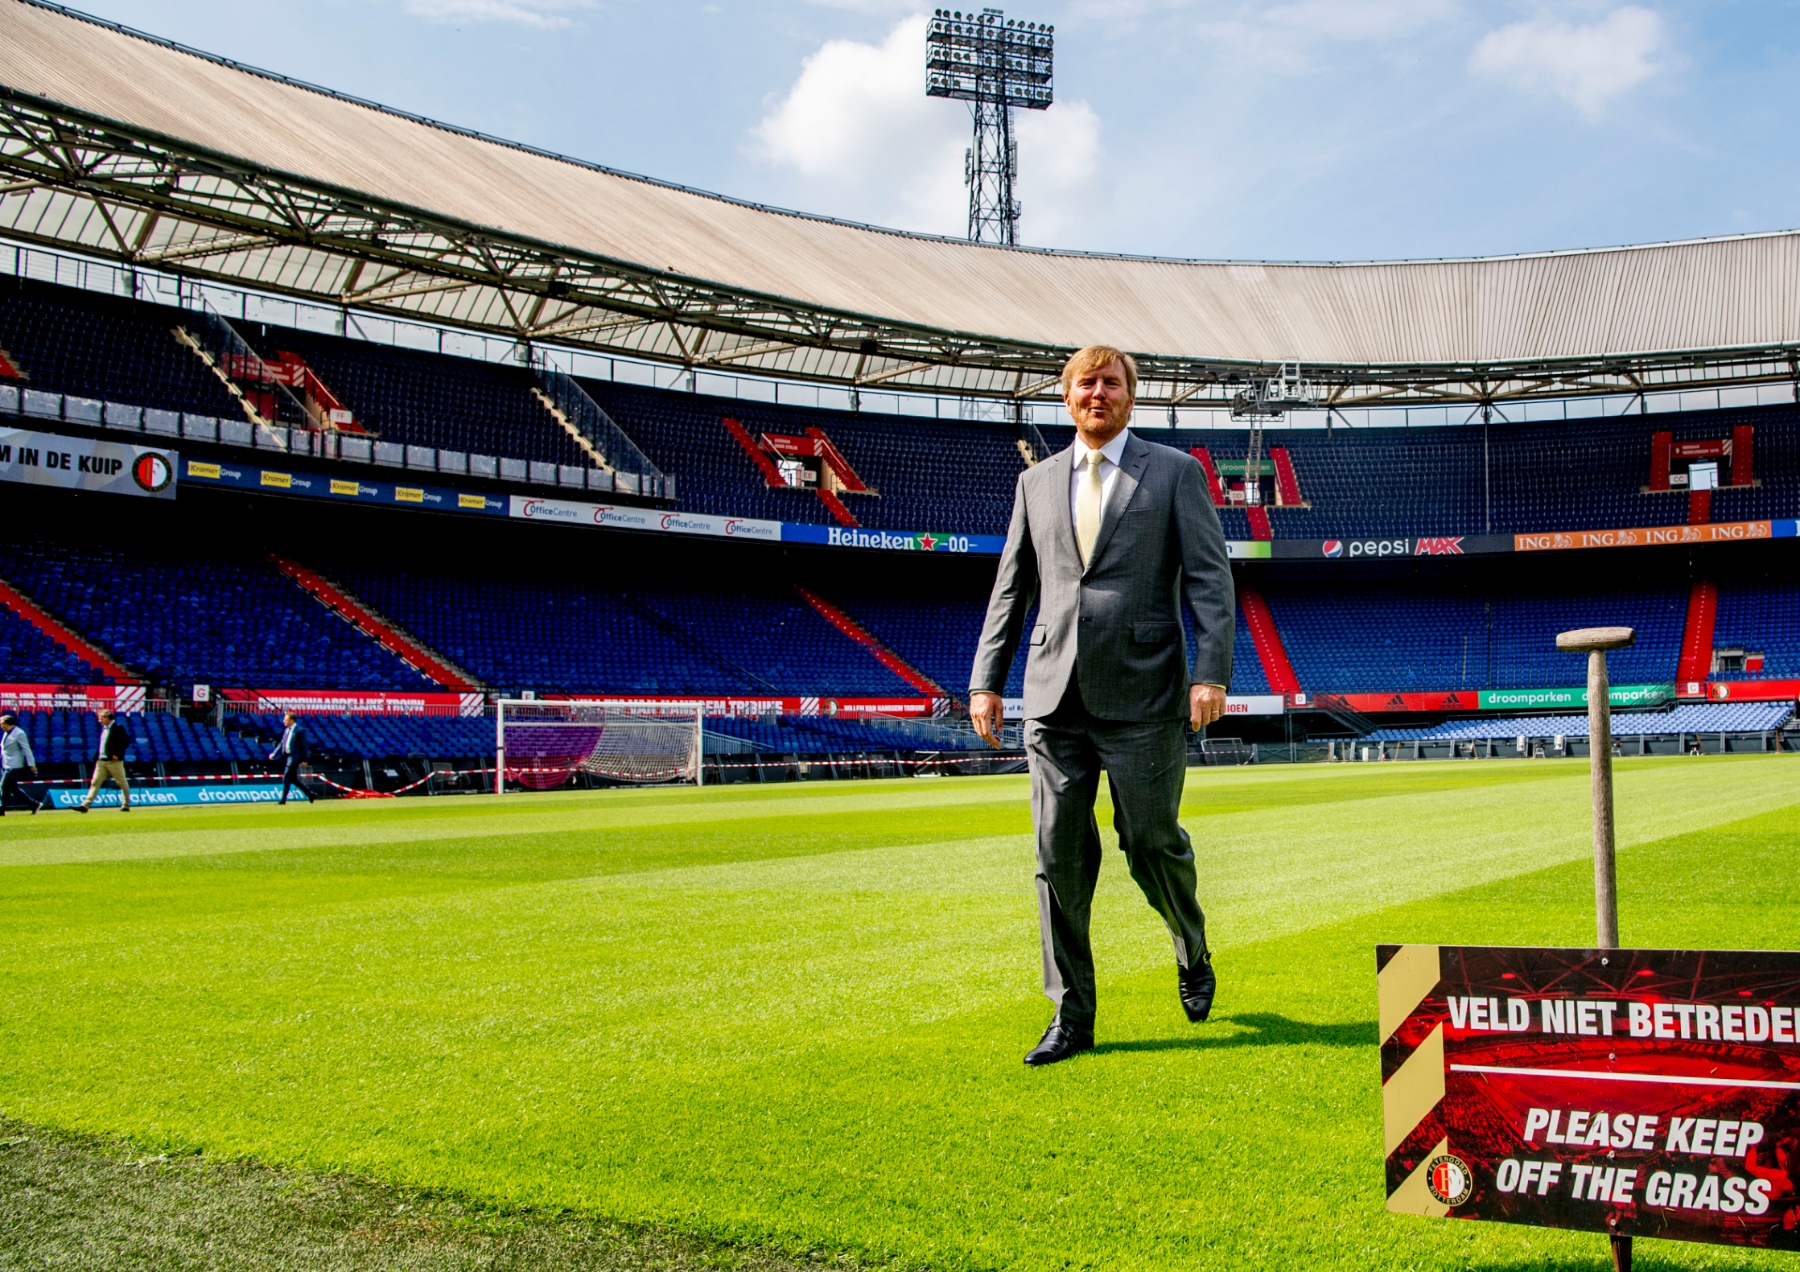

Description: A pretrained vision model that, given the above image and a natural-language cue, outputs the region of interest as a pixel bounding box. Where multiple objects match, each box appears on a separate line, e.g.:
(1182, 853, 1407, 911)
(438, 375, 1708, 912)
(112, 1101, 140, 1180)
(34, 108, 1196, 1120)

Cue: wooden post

(1556, 625, 1635, 1272)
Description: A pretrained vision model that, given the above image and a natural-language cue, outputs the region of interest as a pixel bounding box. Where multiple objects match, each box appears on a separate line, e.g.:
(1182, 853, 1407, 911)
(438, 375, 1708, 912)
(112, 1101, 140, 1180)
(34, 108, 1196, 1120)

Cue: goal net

(496, 700, 702, 791)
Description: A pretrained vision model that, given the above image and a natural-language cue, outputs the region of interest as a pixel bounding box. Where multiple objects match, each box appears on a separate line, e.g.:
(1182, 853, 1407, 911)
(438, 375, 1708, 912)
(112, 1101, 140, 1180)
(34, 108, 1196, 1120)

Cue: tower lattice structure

(927, 8, 1053, 246)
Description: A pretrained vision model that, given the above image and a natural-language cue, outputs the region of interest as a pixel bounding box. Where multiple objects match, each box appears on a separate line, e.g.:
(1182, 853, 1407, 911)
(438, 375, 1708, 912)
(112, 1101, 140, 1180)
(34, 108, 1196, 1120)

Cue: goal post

(494, 699, 705, 793)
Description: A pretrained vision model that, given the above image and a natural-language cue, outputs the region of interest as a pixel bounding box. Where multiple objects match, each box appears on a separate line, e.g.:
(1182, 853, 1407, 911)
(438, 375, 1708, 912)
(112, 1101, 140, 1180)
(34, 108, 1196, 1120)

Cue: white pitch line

(1450, 1063, 1800, 1092)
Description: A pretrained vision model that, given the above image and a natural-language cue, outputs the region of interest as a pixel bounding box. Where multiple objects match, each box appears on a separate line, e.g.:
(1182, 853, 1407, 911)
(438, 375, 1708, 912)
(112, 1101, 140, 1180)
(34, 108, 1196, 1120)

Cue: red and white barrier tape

(18, 752, 1021, 799)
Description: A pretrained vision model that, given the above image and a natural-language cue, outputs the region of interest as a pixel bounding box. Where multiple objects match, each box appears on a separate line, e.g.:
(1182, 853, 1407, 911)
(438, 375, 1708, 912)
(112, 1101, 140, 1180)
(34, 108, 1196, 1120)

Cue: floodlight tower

(926, 8, 1053, 246)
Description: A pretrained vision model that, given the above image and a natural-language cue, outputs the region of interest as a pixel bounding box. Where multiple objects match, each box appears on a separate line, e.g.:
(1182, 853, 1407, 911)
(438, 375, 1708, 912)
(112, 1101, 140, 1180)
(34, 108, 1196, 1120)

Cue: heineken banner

(1380, 944, 1800, 1251)
(0, 428, 176, 499)
(1479, 685, 1673, 711)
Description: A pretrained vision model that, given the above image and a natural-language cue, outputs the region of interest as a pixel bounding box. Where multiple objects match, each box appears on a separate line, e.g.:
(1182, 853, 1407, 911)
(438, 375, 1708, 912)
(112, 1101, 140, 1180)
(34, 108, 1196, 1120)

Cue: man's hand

(970, 691, 1005, 749)
(1190, 683, 1226, 730)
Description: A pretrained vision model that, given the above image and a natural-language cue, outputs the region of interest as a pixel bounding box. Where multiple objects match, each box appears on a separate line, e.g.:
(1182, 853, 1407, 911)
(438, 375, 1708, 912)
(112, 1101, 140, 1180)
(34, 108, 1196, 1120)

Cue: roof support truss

(2, 90, 1798, 409)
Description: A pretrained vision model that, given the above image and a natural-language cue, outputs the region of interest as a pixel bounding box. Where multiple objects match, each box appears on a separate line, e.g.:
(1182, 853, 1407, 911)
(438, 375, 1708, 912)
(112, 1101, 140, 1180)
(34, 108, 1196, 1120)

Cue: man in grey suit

(969, 345, 1234, 1066)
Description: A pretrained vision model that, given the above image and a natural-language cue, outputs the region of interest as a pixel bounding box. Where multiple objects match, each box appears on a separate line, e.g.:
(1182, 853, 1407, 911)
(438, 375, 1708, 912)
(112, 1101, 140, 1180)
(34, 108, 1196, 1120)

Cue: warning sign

(1379, 944, 1800, 1249)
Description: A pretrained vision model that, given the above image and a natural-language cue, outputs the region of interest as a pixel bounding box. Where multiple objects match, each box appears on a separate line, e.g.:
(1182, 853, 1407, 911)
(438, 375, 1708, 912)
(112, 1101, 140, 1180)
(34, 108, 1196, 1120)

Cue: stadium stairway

(272, 557, 483, 690)
(529, 387, 611, 472)
(794, 587, 949, 699)
(0, 574, 135, 681)
(1237, 583, 1301, 695)
(1676, 580, 1720, 688)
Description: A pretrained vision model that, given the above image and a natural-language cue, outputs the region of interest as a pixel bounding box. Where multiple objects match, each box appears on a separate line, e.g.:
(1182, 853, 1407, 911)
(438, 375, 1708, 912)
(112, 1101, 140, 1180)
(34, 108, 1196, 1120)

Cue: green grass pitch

(4, 757, 1799, 1271)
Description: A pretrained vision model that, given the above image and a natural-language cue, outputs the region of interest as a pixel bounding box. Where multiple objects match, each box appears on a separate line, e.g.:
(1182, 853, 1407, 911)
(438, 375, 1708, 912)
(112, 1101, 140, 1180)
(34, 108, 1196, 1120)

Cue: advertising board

(46, 782, 307, 808)
(0, 683, 145, 712)
(542, 695, 941, 718)
(0, 428, 176, 499)
(1381, 944, 1800, 1249)
(1514, 521, 1793, 553)
(220, 689, 485, 717)
(1478, 685, 1673, 711)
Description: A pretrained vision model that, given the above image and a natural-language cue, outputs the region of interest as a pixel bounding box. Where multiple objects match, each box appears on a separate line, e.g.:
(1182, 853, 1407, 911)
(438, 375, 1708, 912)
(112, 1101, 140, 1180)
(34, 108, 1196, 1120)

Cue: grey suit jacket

(969, 432, 1234, 722)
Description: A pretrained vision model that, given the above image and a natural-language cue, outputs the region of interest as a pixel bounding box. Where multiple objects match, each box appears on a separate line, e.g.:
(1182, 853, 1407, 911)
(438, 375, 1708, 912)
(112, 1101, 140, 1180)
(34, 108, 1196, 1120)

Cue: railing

(530, 363, 671, 499)
(180, 305, 314, 435)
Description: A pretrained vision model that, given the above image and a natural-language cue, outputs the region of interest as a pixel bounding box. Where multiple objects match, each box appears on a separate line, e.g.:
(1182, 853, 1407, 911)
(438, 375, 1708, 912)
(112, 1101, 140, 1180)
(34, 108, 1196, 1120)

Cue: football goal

(494, 700, 703, 792)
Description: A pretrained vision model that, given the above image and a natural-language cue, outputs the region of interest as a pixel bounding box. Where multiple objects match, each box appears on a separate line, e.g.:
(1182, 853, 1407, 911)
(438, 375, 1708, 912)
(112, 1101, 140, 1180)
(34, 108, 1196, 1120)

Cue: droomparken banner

(0, 428, 176, 499)
(45, 782, 307, 808)
(1381, 943, 1800, 1250)
(1479, 685, 1673, 711)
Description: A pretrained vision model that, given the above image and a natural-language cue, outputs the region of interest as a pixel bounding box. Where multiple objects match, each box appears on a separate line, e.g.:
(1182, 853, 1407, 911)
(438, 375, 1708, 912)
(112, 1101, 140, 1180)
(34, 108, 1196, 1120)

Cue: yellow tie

(1075, 448, 1104, 566)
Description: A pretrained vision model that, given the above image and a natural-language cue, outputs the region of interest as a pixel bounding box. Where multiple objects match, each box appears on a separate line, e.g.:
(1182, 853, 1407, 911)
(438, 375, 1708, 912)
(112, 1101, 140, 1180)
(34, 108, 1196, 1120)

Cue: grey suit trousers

(1026, 684, 1208, 1027)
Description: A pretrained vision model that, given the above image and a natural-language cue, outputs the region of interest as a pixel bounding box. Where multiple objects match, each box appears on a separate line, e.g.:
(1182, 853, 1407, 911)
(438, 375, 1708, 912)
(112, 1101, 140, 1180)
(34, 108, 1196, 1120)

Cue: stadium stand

(1, 708, 266, 765)
(1262, 579, 1689, 691)
(0, 276, 242, 420)
(323, 565, 919, 697)
(1710, 583, 1800, 680)
(1041, 407, 1800, 540)
(581, 380, 1026, 533)
(0, 605, 108, 684)
(0, 540, 432, 691)
(9, 275, 1800, 545)
(833, 593, 1272, 698)
(246, 326, 594, 470)
(226, 711, 491, 762)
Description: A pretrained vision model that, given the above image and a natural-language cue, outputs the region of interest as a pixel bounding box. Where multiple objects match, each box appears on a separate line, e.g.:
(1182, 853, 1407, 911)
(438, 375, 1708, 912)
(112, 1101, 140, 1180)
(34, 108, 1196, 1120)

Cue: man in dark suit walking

(270, 711, 309, 805)
(970, 345, 1235, 1066)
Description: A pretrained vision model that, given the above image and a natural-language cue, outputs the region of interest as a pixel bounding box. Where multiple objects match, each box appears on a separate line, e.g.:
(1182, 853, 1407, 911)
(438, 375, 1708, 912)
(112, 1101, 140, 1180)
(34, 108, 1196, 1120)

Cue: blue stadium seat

(0, 541, 432, 691)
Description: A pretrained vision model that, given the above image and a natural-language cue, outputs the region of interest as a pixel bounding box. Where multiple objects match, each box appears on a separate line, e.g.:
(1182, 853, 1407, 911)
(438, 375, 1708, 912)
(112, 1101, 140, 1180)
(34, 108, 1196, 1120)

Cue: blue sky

(66, 1, 1800, 261)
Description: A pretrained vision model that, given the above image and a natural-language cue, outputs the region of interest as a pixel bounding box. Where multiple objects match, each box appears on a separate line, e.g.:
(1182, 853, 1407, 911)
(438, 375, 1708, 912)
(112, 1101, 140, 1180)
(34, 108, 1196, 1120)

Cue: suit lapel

(1084, 433, 1147, 572)
(1049, 444, 1080, 564)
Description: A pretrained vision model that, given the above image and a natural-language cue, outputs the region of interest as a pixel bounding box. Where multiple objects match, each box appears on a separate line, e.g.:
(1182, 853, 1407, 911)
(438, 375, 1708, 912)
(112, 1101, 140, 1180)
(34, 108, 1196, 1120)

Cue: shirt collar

(1076, 427, 1131, 469)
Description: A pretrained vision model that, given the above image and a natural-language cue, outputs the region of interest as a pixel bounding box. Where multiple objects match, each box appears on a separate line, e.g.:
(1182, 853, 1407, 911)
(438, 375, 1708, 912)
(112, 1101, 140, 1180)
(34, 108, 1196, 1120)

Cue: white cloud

(749, 16, 1108, 246)
(400, 0, 593, 28)
(1469, 6, 1664, 117)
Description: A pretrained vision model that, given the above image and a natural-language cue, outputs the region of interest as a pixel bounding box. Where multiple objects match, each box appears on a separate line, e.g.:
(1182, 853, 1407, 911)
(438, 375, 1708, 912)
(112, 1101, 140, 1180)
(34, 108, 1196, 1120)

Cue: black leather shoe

(1179, 958, 1217, 1023)
(1024, 1021, 1094, 1066)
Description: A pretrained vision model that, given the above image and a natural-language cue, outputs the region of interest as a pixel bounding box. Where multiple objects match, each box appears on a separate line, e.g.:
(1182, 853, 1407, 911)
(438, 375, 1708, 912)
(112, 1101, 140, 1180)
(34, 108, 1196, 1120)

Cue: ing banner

(1379, 944, 1800, 1250)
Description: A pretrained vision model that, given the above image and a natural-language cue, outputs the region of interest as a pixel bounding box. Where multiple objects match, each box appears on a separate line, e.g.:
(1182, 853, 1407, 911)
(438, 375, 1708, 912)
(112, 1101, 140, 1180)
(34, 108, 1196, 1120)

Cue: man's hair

(0, 714, 14, 725)
(97, 708, 114, 720)
(1061, 345, 1137, 400)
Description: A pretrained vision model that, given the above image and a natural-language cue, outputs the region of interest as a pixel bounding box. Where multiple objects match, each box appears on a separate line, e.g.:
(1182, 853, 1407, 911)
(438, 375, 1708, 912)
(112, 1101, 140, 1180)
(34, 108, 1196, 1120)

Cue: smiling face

(1064, 358, 1134, 448)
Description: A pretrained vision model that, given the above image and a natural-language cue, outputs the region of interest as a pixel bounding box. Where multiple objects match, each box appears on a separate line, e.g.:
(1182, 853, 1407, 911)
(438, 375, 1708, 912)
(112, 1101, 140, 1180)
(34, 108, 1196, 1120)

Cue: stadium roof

(2, 0, 1799, 408)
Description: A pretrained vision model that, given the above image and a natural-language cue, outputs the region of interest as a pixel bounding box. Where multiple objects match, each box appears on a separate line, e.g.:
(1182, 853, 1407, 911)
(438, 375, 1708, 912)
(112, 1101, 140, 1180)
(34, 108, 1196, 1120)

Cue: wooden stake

(1556, 625, 1635, 1272)
(1587, 647, 1619, 949)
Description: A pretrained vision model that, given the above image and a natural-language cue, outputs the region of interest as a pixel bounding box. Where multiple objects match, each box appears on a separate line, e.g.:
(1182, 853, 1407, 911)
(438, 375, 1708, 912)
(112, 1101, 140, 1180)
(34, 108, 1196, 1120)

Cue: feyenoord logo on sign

(1424, 1153, 1474, 1207)
(132, 451, 173, 493)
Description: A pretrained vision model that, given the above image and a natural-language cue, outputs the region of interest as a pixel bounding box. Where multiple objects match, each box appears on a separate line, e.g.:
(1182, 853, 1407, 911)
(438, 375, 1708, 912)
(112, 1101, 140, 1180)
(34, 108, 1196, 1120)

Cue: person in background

(270, 711, 309, 805)
(75, 707, 130, 813)
(0, 712, 42, 814)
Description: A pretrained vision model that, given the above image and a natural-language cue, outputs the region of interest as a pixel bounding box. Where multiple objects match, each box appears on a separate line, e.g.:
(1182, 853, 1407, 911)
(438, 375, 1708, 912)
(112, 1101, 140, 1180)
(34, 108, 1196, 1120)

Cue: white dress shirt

(1068, 427, 1132, 525)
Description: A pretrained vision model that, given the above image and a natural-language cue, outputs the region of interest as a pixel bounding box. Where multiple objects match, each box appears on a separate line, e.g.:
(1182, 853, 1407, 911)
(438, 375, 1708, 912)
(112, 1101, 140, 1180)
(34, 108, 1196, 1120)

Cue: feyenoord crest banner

(0, 428, 176, 499)
(1379, 944, 1800, 1249)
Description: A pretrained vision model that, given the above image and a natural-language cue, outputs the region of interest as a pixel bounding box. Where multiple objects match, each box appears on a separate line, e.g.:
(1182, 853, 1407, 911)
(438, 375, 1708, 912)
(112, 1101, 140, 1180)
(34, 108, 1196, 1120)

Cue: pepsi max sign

(1319, 537, 1466, 559)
